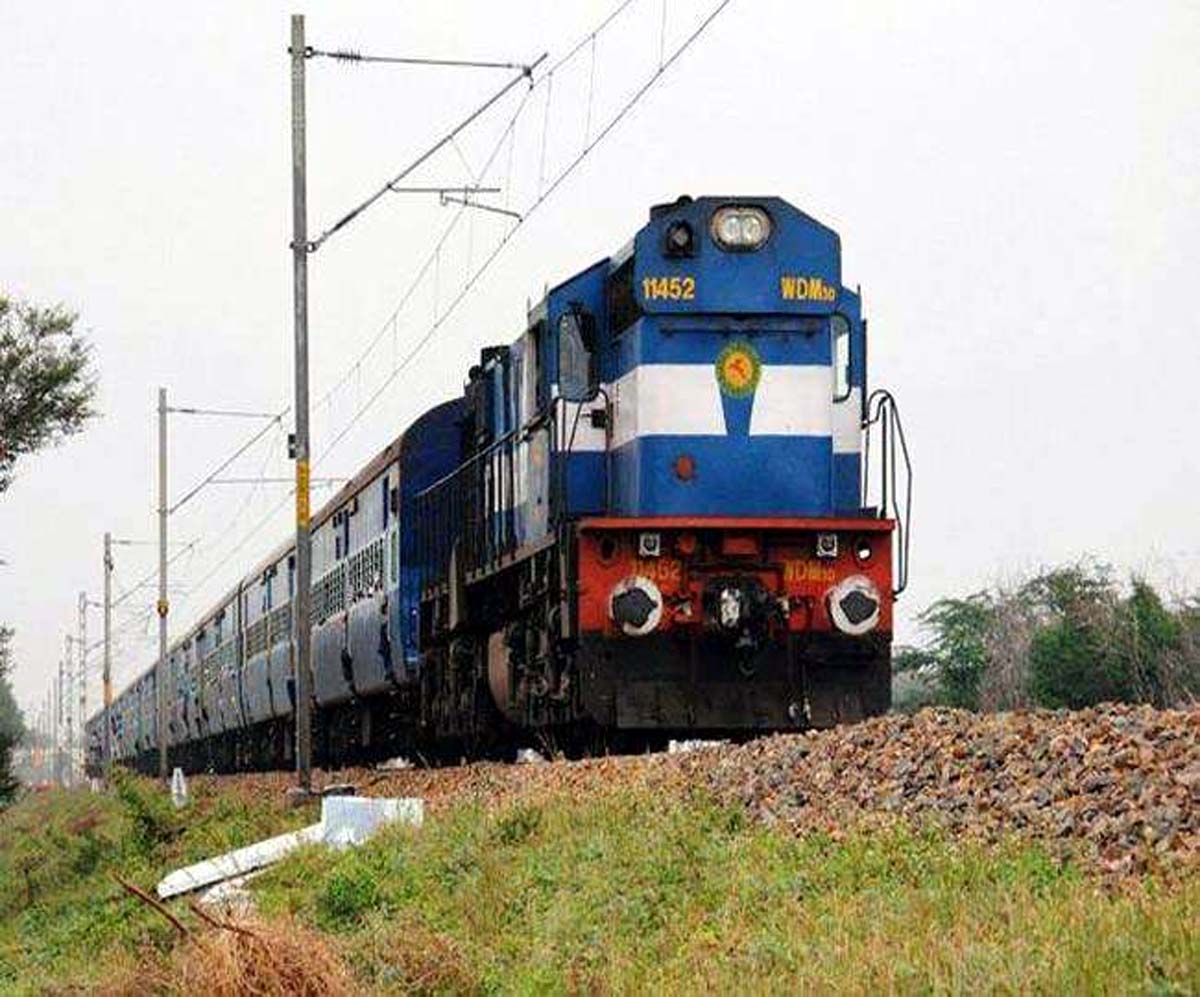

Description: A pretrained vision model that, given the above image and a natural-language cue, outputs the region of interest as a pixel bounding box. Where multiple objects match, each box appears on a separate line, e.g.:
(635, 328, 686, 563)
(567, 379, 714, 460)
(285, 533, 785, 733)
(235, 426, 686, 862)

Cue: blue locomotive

(87, 195, 910, 771)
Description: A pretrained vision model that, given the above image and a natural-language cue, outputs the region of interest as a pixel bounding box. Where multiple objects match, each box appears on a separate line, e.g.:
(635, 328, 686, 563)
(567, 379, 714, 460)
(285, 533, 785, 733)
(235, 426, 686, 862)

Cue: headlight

(827, 575, 881, 636)
(664, 220, 695, 258)
(710, 205, 771, 251)
(610, 576, 663, 637)
(815, 532, 838, 559)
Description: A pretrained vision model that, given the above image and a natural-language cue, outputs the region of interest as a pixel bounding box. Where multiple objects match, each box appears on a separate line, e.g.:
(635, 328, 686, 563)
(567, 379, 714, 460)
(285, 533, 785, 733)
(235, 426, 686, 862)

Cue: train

(86, 194, 911, 773)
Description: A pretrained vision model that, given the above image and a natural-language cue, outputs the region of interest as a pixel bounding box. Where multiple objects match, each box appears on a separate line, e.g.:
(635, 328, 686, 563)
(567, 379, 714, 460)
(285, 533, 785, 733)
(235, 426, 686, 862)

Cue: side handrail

(413, 390, 613, 590)
(862, 389, 913, 596)
(552, 386, 612, 520)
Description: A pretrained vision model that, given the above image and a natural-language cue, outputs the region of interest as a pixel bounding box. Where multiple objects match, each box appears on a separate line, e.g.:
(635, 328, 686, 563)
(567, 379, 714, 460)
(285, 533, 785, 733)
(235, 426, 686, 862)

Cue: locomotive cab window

(520, 322, 543, 422)
(557, 308, 598, 402)
(832, 314, 851, 402)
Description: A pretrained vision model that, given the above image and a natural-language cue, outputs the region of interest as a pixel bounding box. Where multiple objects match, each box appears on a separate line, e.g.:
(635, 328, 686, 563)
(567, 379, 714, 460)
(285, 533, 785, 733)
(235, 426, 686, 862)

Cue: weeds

(1, 778, 1196, 994)
(255, 789, 1199, 994)
(318, 861, 382, 930)
(491, 802, 542, 845)
(111, 767, 180, 855)
(0, 776, 311, 993)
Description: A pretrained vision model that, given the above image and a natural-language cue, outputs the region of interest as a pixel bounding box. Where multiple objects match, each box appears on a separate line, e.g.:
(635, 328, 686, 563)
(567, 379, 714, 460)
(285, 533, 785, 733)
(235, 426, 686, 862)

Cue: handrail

(553, 386, 612, 517)
(862, 389, 913, 595)
(413, 390, 612, 591)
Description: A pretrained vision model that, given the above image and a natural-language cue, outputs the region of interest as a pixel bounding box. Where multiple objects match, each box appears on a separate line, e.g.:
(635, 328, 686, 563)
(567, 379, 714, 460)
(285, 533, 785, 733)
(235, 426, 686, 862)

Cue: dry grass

(87, 907, 352, 993)
(342, 911, 481, 994)
(99, 914, 353, 997)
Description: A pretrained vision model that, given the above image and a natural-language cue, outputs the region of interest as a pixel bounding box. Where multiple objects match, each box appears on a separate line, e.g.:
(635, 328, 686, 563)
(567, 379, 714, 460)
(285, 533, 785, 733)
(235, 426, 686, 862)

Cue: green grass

(0, 776, 1196, 994)
(0, 771, 314, 994)
(257, 790, 1200, 994)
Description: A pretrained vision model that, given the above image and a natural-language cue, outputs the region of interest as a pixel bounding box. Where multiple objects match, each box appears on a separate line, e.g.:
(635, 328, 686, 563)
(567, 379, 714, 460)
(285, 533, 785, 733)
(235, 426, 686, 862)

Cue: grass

(0, 775, 1196, 994)
(257, 790, 1199, 994)
(0, 770, 315, 994)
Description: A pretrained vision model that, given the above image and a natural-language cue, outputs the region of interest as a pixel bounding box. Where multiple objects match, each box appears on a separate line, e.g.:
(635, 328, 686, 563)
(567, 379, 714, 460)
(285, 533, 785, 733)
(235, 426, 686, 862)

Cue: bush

(0, 626, 24, 806)
(112, 767, 180, 854)
(318, 861, 381, 930)
(896, 563, 1200, 712)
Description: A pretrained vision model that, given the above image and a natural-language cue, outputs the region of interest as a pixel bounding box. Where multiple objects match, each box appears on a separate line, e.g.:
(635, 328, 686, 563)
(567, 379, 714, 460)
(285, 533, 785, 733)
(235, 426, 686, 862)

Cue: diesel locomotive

(87, 194, 911, 772)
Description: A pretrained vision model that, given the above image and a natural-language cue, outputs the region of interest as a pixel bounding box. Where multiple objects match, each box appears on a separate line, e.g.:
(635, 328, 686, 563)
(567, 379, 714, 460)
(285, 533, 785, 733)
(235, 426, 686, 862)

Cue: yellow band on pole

(296, 459, 311, 527)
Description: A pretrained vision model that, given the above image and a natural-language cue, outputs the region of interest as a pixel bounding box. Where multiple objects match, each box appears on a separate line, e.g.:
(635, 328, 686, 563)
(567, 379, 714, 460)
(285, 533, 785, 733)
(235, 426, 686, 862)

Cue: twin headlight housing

(710, 205, 771, 251)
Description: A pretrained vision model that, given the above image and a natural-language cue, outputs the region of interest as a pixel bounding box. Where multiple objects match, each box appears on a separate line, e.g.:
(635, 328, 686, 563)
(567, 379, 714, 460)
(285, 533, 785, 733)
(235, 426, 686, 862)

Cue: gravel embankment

(707, 705, 1199, 875)
(197, 704, 1199, 875)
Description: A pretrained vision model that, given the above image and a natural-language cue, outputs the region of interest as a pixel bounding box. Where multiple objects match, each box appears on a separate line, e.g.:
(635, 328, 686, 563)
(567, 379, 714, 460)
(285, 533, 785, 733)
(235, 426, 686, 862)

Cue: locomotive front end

(575, 517, 892, 729)
(568, 196, 898, 731)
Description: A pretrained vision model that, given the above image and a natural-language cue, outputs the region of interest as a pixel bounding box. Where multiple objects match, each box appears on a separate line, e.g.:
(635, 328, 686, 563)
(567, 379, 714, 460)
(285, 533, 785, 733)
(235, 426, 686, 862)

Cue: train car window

(832, 314, 852, 402)
(558, 309, 597, 402)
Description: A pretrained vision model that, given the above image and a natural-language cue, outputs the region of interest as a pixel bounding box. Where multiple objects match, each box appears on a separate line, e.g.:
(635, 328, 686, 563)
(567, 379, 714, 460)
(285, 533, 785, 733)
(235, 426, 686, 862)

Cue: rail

(862, 389, 912, 595)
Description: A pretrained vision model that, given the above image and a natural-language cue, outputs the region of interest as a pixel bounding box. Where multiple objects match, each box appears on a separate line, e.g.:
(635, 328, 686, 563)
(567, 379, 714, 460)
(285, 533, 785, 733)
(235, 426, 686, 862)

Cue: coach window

(832, 314, 851, 402)
(558, 308, 597, 402)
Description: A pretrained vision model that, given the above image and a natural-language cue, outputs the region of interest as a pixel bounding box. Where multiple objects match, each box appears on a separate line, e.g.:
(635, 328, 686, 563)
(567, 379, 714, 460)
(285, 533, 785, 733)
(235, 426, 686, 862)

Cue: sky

(2, 0, 1198, 719)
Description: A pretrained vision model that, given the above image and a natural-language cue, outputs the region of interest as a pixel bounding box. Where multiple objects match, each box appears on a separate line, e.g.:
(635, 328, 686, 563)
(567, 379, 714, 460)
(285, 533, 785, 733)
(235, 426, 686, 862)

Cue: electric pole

(157, 387, 169, 782)
(103, 532, 113, 776)
(54, 662, 62, 787)
(291, 13, 314, 793)
(64, 636, 74, 786)
(78, 592, 87, 775)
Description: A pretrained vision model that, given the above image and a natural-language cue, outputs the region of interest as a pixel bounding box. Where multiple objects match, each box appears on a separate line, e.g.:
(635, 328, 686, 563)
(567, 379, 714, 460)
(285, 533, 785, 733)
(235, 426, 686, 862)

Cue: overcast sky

(2, 0, 1198, 718)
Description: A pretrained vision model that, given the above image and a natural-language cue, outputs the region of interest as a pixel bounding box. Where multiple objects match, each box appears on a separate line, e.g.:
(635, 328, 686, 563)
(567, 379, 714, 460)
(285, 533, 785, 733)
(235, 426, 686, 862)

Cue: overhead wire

(98, 427, 283, 697)
(306, 0, 642, 422)
(312, 87, 535, 465)
(309, 82, 537, 445)
(100, 0, 732, 703)
(110, 541, 199, 609)
(308, 55, 547, 250)
(312, 0, 733, 469)
(169, 411, 285, 515)
(170, 426, 288, 614)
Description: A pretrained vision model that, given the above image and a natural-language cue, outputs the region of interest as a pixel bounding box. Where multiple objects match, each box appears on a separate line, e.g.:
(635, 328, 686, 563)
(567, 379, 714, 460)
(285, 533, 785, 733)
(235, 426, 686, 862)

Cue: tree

(897, 562, 1200, 713)
(1024, 565, 1131, 709)
(910, 594, 994, 709)
(0, 626, 24, 804)
(0, 295, 97, 492)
